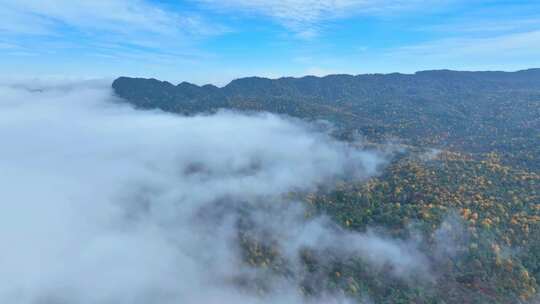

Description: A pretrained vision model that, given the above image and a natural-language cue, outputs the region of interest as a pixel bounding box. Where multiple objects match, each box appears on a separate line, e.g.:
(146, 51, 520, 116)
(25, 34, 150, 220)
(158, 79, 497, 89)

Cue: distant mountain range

(113, 69, 540, 171)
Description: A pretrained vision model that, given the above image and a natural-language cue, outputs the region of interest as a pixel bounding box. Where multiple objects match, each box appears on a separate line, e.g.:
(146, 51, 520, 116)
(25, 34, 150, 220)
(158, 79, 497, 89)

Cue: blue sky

(1, 0, 539, 85)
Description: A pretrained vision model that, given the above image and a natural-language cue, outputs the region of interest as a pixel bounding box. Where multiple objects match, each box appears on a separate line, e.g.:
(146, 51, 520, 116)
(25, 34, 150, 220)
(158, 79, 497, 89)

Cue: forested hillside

(112, 70, 540, 303)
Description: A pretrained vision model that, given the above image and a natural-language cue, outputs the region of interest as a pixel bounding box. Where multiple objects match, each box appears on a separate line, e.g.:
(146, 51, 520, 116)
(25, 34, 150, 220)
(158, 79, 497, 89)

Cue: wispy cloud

(0, 42, 18, 49)
(365, 29, 540, 72)
(0, 0, 228, 59)
(2, 0, 207, 36)
(1, 0, 537, 81)
(196, 0, 452, 36)
(391, 30, 540, 59)
(425, 18, 540, 34)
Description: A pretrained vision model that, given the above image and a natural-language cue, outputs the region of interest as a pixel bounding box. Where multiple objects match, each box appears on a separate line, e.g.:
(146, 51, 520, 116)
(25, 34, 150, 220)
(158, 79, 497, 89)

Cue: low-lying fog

(0, 81, 433, 304)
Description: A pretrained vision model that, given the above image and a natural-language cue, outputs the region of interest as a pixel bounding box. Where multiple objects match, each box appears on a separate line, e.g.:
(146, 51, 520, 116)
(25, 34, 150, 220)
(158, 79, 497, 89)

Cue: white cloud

(342, 28, 540, 75)
(0, 80, 435, 303)
(0, 6, 57, 35)
(387, 30, 540, 64)
(0, 42, 19, 49)
(197, 0, 450, 35)
(425, 18, 540, 34)
(0, 0, 230, 68)
(2, 0, 200, 36)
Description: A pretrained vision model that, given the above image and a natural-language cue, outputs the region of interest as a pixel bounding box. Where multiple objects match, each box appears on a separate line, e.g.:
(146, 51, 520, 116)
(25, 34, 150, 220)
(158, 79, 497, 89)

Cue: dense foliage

(112, 70, 540, 303)
(308, 150, 539, 303)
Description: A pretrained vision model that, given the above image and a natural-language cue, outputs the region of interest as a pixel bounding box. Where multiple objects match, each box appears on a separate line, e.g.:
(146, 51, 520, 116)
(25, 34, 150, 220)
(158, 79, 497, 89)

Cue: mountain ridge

(112, 69, 540, 172)
(115, 68, 540, 89)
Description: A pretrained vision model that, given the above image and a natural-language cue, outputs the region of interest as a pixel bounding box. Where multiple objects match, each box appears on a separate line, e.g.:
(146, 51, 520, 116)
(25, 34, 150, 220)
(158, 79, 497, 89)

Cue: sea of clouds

(0, 80, 435, 304)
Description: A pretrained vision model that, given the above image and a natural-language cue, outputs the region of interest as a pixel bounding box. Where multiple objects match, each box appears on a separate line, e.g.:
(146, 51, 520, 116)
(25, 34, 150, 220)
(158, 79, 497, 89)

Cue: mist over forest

(1, 1, 539, 303)
(0, 81, 394, 304)
(1, 70, 539, 303)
